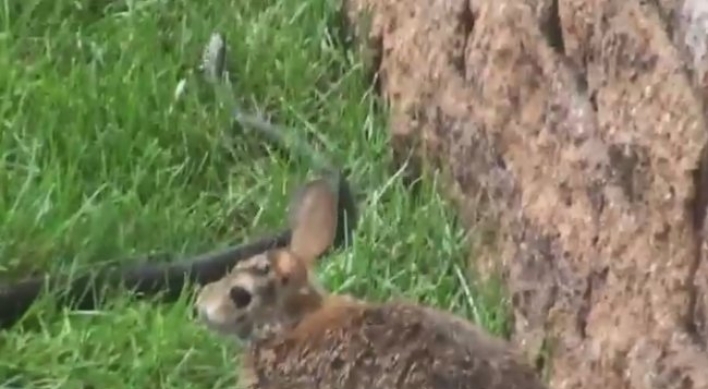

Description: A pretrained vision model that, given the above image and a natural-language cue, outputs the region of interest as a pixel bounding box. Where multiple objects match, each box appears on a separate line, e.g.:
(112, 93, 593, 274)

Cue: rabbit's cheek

(235, 320, 254, 339)
(197, 299, 233, 326)
(200, 310, 250, 338)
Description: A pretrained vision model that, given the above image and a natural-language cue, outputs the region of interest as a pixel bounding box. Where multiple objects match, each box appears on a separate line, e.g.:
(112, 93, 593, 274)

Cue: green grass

(0, 0, 511, 387)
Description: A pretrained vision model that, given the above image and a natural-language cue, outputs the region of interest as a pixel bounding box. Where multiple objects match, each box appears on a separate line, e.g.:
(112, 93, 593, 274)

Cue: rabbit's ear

(287, 178, 338, 265)
(272, 250, 307, 285)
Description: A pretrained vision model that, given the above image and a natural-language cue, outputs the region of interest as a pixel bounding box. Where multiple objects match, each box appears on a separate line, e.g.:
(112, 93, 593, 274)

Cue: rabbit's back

(243, 300, 546, 389)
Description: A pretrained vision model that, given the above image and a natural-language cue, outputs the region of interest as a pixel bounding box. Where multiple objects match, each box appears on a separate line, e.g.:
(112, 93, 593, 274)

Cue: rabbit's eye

(229, 286, 252, 309)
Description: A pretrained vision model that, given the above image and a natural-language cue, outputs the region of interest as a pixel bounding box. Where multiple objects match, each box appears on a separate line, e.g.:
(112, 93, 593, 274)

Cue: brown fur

(246, 300, 545, 389)
(194, 178, 547, 389)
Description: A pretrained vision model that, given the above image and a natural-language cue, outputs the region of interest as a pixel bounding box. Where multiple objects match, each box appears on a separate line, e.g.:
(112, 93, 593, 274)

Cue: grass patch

(0, 0, 510, 387)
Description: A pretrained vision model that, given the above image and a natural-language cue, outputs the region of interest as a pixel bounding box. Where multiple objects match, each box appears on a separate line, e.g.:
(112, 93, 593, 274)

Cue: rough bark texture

(343, 0, 708, 388)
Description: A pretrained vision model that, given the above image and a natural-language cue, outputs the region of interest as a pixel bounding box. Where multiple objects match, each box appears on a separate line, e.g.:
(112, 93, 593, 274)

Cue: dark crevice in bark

(452, 0, 475, 80)
(686, 142, 708, 350)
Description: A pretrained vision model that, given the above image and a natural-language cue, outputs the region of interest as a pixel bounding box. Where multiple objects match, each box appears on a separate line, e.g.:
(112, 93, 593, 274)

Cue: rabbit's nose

(229, 286, 252, 309)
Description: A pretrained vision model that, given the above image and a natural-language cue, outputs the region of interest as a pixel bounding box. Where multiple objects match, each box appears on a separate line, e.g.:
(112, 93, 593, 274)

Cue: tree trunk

(344, 0, 708, 388)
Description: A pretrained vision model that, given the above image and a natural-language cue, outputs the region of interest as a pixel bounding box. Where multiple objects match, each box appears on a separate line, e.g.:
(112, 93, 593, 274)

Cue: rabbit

(194, 177, 548, 389)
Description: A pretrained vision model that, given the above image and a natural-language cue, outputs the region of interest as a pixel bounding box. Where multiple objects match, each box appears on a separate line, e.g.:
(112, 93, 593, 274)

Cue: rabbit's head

(195, 178, 340, 341)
